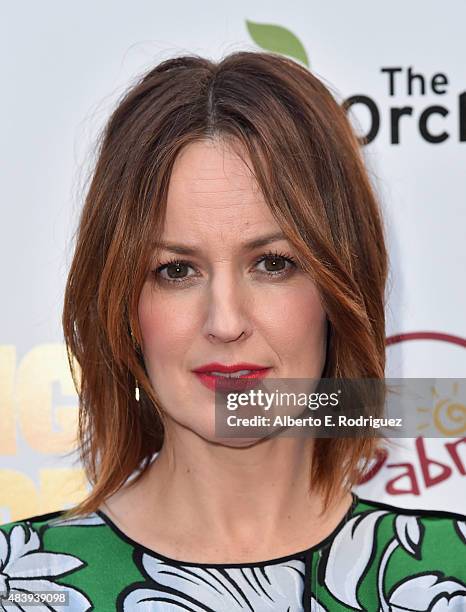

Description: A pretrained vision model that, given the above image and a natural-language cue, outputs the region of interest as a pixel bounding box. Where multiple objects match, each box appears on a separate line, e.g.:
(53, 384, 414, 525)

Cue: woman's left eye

(254, 252, 297, 276)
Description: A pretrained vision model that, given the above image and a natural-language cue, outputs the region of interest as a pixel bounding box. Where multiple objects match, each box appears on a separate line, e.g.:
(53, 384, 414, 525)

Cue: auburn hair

(62, 51, 388, 518)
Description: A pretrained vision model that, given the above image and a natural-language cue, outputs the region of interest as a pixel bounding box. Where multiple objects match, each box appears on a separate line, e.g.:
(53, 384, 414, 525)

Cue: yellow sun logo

(417, 382, 466, 435)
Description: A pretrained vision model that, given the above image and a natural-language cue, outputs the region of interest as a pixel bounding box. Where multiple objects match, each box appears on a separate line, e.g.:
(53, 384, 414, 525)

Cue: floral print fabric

(0, 494, 465, 611)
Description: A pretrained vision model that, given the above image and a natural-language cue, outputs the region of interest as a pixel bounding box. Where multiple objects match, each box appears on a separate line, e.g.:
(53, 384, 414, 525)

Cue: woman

(1, 51, 465, 611)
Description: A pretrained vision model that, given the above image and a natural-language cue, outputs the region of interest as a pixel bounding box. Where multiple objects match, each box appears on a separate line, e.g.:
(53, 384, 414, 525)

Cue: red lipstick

(192, 362, 271, 392)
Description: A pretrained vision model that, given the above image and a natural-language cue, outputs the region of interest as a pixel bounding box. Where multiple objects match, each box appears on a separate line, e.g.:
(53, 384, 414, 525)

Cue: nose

(202, 269, 252, 344)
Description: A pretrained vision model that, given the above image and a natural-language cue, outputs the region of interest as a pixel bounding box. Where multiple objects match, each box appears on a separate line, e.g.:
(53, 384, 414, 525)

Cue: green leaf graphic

(246, 20, 309, 67)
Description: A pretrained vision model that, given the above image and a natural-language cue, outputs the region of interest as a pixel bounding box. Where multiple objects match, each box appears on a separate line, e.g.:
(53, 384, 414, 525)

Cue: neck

(130, 425, 350, 551)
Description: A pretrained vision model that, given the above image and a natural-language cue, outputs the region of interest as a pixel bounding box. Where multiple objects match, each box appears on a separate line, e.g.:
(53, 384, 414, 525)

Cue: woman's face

(138, 139, 328, 443)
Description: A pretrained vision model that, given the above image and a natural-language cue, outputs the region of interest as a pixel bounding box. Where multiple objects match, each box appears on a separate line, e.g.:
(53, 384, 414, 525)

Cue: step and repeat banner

(1, 1, 465, 521)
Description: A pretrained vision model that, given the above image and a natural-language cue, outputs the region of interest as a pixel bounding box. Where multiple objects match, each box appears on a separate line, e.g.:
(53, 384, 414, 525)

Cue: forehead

(163, 139, 278, 233)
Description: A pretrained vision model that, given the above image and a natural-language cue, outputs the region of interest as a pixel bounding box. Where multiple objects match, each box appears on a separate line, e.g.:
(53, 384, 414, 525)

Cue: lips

(192, 362, 271, 392)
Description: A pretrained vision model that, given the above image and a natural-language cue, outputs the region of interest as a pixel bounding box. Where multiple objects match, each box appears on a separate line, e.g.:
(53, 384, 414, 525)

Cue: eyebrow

(153, 231, 288, 255)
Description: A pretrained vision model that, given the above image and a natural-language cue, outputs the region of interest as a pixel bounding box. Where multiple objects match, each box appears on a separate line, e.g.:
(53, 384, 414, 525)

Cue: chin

(207, 433, 271, 448)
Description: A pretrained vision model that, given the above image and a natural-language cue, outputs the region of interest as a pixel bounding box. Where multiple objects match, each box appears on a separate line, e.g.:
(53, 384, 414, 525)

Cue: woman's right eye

(153, 260, 197, 284)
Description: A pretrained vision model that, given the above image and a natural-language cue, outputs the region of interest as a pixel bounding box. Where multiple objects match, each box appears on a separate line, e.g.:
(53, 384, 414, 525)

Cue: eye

(153, 259, 197, 284)
(152, 250, 297, 286)
(254, 251, 297, 277)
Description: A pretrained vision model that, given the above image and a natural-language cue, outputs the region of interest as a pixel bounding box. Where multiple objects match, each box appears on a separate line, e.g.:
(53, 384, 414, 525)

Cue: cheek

(292, 287, 327, 343)
(256, 282, 327, 351)
(137, 282, 196, 363)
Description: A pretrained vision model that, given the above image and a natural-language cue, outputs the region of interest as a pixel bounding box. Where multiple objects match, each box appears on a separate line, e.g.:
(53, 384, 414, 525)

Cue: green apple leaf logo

(245, 20, 309, 67)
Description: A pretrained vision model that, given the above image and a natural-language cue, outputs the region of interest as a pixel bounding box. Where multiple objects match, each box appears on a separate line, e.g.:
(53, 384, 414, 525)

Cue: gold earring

(130, 328, 140, 401)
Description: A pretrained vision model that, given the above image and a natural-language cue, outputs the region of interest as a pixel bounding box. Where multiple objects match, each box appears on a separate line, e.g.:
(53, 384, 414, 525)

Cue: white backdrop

(1, 0, 465, 522)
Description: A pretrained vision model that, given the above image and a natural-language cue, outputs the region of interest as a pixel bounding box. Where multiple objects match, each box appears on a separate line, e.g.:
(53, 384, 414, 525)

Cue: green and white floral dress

(0, 494, 465, 611)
